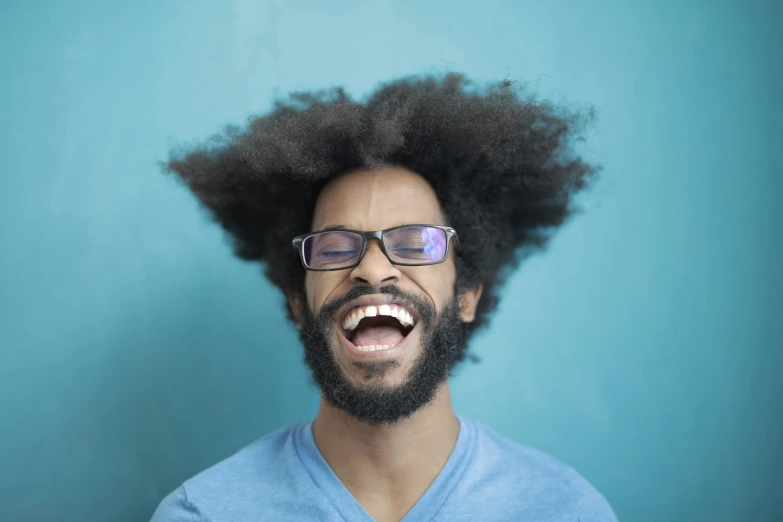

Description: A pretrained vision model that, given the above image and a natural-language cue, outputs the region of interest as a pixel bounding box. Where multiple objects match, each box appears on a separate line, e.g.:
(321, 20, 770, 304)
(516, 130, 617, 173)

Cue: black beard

(298, 285, 466, 426)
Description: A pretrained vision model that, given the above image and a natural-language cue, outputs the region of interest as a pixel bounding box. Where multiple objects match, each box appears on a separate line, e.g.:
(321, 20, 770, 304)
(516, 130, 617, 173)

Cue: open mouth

(340, 303, 417, 353)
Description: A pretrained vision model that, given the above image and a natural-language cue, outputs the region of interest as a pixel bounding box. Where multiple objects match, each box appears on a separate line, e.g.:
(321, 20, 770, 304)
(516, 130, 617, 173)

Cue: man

(151, 73, 616, 521)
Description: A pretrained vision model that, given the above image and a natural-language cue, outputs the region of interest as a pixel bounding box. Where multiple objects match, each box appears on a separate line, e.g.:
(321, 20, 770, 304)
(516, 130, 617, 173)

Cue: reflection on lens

(385, 226, 447, 264)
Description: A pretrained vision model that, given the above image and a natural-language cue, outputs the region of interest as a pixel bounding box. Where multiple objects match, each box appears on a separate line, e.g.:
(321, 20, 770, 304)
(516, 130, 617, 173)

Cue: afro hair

(165, 73, 598, 341)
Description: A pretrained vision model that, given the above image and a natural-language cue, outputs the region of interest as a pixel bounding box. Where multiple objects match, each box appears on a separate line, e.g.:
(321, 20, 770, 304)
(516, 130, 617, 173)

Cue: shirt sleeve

(150, 485, 202, 522)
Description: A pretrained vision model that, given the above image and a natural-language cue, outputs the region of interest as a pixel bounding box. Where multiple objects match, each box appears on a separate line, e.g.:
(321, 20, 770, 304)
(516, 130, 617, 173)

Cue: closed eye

(393, 247, 428, 254)
(320, 250, 359, 257)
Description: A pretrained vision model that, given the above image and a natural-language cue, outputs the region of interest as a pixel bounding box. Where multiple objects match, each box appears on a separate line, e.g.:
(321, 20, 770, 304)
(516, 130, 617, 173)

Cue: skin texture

(289, 166, 482, 522)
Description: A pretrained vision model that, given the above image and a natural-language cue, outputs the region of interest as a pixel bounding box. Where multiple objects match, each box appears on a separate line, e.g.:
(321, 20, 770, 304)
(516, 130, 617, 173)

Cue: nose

(349, 239, 401, 287)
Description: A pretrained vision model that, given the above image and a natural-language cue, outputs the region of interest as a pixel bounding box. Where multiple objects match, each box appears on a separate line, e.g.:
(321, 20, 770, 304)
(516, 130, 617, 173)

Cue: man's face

(294, 166, 479, 424)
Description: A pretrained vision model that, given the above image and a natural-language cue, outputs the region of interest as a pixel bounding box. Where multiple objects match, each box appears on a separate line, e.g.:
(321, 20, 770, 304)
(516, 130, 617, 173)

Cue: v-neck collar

(293, 416, 476, 522)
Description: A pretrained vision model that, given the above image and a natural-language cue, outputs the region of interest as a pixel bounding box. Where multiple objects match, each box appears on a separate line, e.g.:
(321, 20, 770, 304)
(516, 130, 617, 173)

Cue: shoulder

(186, 423, 298, 493)
(456, 418, 617, 521)
(150, 424, 309, 522)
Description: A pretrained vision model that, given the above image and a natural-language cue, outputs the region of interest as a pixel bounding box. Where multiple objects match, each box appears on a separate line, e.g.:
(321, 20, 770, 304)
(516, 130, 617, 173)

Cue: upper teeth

(342, 304, 416, 331)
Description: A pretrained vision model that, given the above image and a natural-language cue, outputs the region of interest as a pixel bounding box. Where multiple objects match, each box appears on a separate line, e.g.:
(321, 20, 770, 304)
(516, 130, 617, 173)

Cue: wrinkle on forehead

(311, 166, 447, 231)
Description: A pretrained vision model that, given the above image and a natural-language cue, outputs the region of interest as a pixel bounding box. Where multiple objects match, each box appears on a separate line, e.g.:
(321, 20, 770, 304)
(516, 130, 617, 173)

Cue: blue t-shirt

(151, 417, 616, 521)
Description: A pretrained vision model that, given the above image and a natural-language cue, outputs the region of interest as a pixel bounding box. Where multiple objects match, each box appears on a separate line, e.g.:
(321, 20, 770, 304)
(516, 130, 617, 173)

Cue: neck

(311, 382, 459, 521)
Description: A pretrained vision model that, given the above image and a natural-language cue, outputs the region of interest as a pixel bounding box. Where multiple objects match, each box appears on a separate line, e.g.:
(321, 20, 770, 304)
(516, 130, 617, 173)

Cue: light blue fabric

(151, 417, 616, 521)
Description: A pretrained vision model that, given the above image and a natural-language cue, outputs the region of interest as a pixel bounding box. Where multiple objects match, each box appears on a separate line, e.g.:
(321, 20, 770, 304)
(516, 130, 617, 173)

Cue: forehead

(311, 166, 447, 231)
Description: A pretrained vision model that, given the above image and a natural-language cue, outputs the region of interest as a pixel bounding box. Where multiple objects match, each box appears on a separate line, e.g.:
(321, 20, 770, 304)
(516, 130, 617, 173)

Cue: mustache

(315, 285, 435, 327)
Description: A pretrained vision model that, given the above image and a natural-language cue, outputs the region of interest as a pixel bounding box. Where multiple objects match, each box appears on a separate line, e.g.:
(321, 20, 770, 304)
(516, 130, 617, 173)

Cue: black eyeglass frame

(292, 224, 460, 271)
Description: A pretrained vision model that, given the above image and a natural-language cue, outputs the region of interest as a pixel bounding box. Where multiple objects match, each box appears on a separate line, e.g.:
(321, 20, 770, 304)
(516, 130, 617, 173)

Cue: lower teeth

(356, 344, 394, 352)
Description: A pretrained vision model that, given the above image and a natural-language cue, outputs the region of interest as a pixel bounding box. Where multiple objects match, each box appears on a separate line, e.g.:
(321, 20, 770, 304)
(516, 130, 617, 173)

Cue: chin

(334, 330, 421, 386)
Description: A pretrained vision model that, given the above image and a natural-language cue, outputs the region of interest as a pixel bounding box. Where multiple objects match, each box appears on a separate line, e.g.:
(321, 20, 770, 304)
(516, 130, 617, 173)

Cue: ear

(458, 283, 484, 323)
(287, 292, 305, 330)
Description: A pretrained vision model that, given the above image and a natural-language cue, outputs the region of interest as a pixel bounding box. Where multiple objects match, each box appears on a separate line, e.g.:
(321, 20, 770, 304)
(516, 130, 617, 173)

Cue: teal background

(1, 1, 781, 520)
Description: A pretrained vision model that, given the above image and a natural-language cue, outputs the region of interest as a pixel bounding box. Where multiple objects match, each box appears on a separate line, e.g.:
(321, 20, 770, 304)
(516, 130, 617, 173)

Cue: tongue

(352, 326, 405, 347)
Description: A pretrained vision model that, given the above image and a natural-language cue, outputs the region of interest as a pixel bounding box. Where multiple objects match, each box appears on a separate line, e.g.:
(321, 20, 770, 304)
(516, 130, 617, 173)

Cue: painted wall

(1, 1, 780, 520)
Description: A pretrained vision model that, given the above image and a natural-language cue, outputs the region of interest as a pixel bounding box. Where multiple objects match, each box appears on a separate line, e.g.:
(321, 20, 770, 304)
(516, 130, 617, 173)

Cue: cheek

(443, 254, 458, 285)
(304, 273, 319, 311)
(407, 257, 457, 305)
(304, 272, 344, 311)
(435, 251, 458, 286)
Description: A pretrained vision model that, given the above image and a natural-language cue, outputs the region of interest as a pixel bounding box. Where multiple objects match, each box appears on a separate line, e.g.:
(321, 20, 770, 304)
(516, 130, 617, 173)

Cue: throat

(312, 412, 461, 522)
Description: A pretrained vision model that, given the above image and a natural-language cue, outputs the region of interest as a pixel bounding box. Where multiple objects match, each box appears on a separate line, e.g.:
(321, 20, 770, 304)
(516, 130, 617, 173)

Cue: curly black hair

(165, 73, 597, 342)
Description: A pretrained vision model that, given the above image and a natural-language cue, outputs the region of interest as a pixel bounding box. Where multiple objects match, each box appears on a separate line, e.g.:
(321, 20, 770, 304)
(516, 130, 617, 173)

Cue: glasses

(292, 225, 460, 271)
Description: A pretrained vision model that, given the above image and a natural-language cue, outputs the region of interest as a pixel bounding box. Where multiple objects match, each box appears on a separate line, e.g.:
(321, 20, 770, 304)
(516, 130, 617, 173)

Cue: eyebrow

(315, 224, 352, 232)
